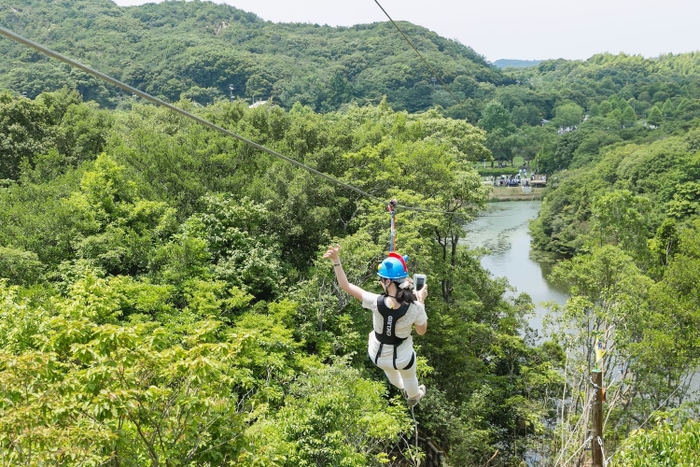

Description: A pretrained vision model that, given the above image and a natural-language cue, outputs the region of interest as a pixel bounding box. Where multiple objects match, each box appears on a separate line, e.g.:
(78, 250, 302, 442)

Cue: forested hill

(4, 0, 700, 465)
(0, 0, 502, 111)
(3, 0, 700, 124)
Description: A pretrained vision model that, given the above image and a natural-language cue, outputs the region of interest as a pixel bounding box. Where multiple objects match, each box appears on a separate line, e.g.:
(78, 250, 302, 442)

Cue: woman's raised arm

(323, 245, 365, 301)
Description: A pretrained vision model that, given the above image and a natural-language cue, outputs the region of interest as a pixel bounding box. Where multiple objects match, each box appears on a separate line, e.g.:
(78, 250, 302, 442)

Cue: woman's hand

(323, 244, 364, 301)
(415, 284, 428, 335)
(323, 244, 341, 263)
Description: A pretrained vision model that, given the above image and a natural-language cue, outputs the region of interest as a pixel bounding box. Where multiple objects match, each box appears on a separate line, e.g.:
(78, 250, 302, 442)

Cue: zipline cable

(388, 199, 397, 252)
(371, 1, 543, 217)
(373, 0, 464, 109)
(553, 393, 595, 467)
(0, 26, 384, 202)
(559, 436, 592, 467)
(597, 437, 608, 467)
(0, 25, 451, 214)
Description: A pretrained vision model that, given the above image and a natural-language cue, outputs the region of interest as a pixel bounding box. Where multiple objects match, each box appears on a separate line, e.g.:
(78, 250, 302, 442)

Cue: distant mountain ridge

(2, 0, 700, 120)
(0, 0, 504, 112)
(492, 59, 543, 69)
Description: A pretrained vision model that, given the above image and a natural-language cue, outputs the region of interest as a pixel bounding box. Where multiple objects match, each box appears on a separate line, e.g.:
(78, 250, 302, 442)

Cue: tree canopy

(0, 89, 561, 465)
(2, 1, 700, 464)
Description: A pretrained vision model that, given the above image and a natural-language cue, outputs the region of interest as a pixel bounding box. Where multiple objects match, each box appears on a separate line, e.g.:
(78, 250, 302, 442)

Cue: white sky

(112, 0, 700, 62)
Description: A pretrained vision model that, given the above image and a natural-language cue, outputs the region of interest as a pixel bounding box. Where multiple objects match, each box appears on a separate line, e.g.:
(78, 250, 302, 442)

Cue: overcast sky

(112, 0, 700, 63)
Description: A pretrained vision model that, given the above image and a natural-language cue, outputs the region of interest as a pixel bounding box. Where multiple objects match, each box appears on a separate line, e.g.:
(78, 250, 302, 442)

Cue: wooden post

(591, 370, 604, 467)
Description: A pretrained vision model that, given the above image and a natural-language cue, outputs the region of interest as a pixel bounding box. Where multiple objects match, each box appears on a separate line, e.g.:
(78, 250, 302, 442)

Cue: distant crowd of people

(494, 173, 528, 187)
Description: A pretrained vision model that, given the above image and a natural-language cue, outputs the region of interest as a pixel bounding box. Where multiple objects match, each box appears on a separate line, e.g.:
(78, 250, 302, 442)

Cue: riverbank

(487, 185, 545, 201)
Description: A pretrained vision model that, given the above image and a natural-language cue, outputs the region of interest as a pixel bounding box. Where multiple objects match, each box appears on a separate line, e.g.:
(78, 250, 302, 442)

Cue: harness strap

(374, 343, 384, 367)
(373, 344, 415, 370)
(404, 351, 415, 370)
(374, 295, 411, 370)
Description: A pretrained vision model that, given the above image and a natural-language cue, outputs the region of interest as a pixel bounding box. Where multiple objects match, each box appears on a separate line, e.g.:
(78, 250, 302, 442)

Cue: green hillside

(0, 0, 502, 112)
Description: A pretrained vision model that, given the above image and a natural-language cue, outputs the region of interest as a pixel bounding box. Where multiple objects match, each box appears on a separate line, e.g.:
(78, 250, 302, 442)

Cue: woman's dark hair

(393, 281, 416, 304)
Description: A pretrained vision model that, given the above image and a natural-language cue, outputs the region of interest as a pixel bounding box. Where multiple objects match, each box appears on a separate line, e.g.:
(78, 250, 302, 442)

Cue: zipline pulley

(387, 199, 398, 253)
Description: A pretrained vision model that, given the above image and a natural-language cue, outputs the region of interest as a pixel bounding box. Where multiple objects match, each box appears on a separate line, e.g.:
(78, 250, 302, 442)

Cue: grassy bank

(487, 185, 545, 201)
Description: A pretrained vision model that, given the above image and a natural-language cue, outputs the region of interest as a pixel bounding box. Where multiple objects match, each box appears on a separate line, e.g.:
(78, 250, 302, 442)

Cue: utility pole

(590, 370, 604, 467)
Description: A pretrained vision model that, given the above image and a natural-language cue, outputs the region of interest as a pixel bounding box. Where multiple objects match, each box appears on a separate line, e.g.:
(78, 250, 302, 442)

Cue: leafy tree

(648, 218, 680, 273)
(552, 102, 584, 128)
(67, 153, 178, 276)
(666, 182, 700, 219)
(589, 190, 652, 268)
(598, 100, 613, 116)
(0, 91, 52, 180)
(613, 412, 700, 467)
(478, 101, 517, 166)
(452, 75, 478, 98)
(0, 279, 247, 465)
(245, 73, 272, 102)
(513, 124, 557, 168)
(0, 89, 111, 181)
(241, 361, 411, 467)
(644, 218, 700, 373)
(0, 247, 44, 286)
(478, 100, 515, 134)
(511, 103, 542, 127)
(186, 194, 284, 299)
(548, 245, 656, 458)
(538, 130, 586, 174)
(180, 85, 225, 106)
(621, 105, 637, 127)
(325, 70, 354, 109)
(646, 105, 663, 127)
(662, 98, 676, 117)
(653, 90, 670, 103)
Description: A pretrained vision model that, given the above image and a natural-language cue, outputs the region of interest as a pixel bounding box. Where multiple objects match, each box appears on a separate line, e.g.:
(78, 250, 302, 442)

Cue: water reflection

(463, 201, 569, 332)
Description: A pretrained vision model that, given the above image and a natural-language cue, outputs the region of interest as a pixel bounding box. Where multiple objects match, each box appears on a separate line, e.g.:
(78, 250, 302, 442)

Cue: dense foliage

(3, 0, 700, 464)
(517, 45, 700, 467)
(0, 89, 562, 466)
(613, 410, 700, 466)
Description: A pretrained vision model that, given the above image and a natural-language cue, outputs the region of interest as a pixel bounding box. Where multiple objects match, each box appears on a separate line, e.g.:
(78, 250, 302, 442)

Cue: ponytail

(393, 281, 416, 304)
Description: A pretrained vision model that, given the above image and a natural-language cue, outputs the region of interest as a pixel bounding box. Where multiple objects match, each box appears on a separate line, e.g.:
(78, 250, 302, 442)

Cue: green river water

(464, 200, 569, 334)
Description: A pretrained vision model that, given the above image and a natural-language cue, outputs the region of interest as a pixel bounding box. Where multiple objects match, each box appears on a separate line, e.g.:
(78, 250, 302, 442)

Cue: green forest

(1, 0, 700, 466)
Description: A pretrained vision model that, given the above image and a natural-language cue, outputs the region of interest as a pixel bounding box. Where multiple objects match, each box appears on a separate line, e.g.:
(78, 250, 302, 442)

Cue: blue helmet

(377, 252, 409, 280)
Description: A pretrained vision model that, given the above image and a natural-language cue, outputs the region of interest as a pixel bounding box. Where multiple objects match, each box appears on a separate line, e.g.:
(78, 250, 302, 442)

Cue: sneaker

(407, 385, 426, 407)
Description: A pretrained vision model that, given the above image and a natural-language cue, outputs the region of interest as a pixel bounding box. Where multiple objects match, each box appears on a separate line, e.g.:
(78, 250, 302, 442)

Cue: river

(466, 200, 700, 448)
(464, 200, 569, 334)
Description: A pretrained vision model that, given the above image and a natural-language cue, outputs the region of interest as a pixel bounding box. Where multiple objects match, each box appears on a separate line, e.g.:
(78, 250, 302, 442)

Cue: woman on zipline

(324, 245, 428, 406)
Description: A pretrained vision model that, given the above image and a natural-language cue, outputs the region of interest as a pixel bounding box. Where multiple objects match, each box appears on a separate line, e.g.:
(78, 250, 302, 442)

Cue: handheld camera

(413, 274, 426, 291)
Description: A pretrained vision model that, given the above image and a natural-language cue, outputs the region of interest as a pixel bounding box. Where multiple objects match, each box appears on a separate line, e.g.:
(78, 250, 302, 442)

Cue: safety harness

(373, 295, 415, 370)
